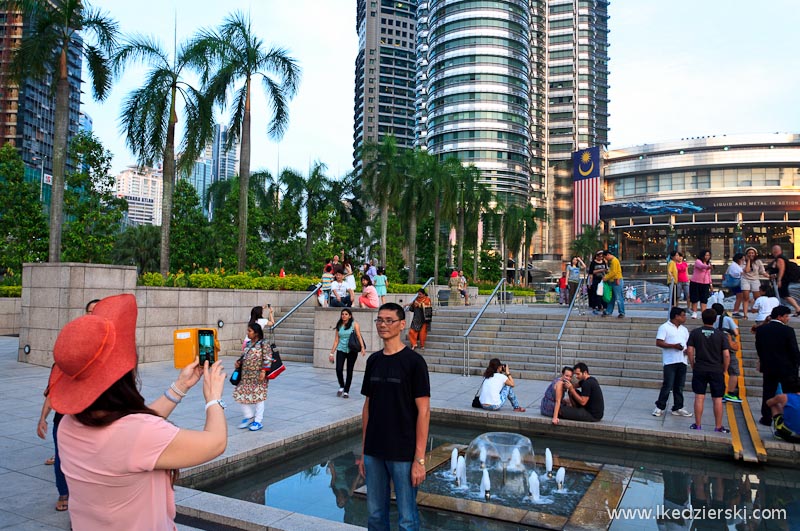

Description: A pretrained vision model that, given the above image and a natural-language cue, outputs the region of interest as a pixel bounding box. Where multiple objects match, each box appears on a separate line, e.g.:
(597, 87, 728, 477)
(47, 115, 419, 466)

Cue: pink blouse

(690, 259, 712, 284)
(676, 261, 689, 283)
(359, 285, 380, 308)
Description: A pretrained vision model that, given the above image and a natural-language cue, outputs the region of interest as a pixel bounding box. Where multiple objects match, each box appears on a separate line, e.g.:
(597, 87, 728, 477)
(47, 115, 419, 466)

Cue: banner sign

(600, 195, 800, 218)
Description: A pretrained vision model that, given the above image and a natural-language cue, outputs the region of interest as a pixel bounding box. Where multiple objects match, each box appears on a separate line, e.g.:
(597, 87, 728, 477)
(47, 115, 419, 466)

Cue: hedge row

(0, 286, 21, 297)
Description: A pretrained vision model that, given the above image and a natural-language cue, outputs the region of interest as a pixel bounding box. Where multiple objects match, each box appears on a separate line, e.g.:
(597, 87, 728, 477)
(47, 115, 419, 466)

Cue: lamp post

(33, 155, 47, 202)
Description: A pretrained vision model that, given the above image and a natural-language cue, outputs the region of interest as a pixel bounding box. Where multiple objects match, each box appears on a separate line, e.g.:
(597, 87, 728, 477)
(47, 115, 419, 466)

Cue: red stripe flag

(572, 147, 601, 236)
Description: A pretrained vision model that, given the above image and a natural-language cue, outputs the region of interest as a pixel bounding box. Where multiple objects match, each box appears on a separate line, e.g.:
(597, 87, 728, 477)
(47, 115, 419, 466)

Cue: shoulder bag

(347, 327, 362, 352)
(472, 378, 486, 408)
(718, 316, 740, 352)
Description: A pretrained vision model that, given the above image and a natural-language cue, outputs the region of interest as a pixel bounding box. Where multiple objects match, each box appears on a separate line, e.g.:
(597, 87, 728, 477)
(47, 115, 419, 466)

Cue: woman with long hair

(738, 246, 768, 317)
(329, 309, 365, 398)
(587, 250, 608, 314)
(358, 276, 380, 309)
(689, 249, 713, 318)
(409, 288, 432, 351)
(478, 358, 526, 412)
(566, 256, 585, 303)
(48, 294, 227, 530)
(540, 366, 573, 425)
(234, 322, 271, 431)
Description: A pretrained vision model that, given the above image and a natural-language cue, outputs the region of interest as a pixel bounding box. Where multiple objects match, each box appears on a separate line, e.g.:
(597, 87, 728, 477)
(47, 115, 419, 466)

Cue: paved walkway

(0, 312, 792, 529)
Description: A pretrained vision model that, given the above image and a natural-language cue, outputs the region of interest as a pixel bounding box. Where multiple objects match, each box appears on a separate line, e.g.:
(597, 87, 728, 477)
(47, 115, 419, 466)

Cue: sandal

(56, 495, 68, 511)
(513, 407, 526, 412)
(44, 456, 55, 466)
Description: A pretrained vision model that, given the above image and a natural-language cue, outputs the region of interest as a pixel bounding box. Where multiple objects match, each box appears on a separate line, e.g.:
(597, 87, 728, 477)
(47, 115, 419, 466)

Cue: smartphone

(268, 303, 271, 308)
(198, 330, 216, 365)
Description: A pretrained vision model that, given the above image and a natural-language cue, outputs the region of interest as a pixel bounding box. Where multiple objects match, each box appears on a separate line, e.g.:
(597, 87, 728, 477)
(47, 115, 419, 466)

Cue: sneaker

(732, 312, 744, 317)
(723, 393, 743, 403)
(336, 388, 343, 397)
(592, 310, 600, 316)
(689, 423, 702, 430)
(238, 418, 252, 429)
(342, 392, 349, 398)
(617, 313, 625, 318)
(691, 312, 698, 319)
(671, 408, 693, 417)
(248, 422, 263, 431)
(714, 426, 731, 434)
(651, 407, 664, 417)
(601, 313, 609, 317)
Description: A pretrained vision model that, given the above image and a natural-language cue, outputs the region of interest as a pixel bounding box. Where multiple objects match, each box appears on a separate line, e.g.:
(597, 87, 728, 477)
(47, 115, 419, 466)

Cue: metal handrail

(554, 277, 584, 375)
(405, 277, 435, 311)
(270, 282, 322, 332)
(462, 278, 506, 376)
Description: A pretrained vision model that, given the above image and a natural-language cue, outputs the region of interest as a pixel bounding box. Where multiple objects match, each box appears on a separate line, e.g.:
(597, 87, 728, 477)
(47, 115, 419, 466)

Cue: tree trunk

(237, 78, 252, 272)
(457, 206, 465, 271)
(304, 192, 313, 271)
(160, 86, 178, 277)
(48, 49, 70, 262)
(407, 205, 417, 284)
(433, 199, 441, 283)
(473, 238, 479, 281)
(380, 201, 388, 267)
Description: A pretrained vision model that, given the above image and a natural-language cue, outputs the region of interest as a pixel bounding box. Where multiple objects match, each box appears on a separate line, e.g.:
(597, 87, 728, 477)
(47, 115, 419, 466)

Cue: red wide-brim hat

(48, 294, 138, 414)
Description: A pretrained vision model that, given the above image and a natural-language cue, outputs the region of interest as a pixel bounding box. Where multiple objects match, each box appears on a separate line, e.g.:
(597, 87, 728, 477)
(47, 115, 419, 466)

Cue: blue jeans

(364, 455, 419, 531)
(655, 362, 687, 411)
(53, 415, 68, 496)
(482, 385, 521, 410)
(604, 280, 625, 315)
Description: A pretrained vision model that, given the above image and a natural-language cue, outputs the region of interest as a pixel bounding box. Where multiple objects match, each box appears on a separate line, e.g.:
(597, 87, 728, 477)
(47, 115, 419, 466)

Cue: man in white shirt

(653, 306, 692, 417)
(329, 271, 354, 307)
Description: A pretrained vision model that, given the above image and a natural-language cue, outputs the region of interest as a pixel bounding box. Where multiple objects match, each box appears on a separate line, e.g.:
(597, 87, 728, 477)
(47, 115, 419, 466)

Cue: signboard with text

(600, 195, 800, 218)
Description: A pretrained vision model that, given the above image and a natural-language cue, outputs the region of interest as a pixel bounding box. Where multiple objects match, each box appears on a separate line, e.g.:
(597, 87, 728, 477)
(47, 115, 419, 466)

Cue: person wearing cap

(49, 294, 228, 530)
(736, 246, 768, 318)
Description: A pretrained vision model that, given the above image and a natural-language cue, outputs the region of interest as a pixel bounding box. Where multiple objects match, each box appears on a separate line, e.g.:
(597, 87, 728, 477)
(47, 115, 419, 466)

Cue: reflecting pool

(200, 424, 800, 530)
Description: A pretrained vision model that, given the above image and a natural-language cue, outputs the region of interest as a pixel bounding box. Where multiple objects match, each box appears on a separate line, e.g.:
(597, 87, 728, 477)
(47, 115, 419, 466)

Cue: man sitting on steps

(558, 362, 604, 422)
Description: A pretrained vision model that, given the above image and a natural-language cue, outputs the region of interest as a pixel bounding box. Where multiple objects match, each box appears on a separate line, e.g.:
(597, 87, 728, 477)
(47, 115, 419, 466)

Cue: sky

(85, 0, 800, 176)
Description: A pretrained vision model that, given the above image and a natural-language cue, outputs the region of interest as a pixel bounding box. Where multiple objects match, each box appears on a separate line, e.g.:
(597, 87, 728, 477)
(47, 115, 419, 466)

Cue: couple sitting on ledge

(475, 359, 605, 423)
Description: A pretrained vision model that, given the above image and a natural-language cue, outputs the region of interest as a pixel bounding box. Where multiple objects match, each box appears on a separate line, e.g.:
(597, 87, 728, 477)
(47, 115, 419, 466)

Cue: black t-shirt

(588, 259, 608, 283)
(579, 376, 604, 420)
(688, 326, 729, 372)
(361, 346, 431, 461)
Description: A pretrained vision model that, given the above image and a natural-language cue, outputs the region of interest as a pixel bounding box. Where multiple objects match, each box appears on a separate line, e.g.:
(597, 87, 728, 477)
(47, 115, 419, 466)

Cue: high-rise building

(211, 124, 239, 184)
(114, 166, 163, 226)
(0, 6, 83, 204)
(352, 0, 418, 173)
(184, 143, 214, 219)
(352, 0, 610, 258)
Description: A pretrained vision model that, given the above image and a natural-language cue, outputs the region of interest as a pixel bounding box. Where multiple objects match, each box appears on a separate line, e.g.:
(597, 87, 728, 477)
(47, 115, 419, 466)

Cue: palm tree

(10, 0, 118, 262)
(193, 11, 300, 272)
(433, 158, 459, 282)
(397, 149, 435, 284)
(362, 135, 405, 267)
(454, 164, 484, 270)
(570, 222, 608, 265)
(280, 162, 332, 272)
(113, 224, 161, 274)
(114, 35, 215, 276)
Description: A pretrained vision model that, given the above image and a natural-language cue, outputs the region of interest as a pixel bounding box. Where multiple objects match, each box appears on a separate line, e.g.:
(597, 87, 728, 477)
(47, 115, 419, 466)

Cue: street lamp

(32, 155, 47, 202)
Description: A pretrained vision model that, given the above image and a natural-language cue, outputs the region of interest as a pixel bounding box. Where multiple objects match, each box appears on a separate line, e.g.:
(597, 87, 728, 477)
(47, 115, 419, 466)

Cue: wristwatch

(205, 399, 227, 411)
(415, 457, 425, 466)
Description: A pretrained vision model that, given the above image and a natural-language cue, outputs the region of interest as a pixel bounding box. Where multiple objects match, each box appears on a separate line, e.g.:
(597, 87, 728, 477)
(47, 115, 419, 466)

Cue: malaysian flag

(572, 146, 601, 236)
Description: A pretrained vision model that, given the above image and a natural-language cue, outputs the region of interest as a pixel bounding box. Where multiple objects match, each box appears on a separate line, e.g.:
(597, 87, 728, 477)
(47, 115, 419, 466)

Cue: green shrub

(141, 272, 165, 286)
(0, 285, 21, 297)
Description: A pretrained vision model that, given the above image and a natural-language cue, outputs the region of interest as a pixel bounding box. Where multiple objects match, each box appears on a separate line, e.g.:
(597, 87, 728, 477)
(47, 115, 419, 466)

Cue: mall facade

(601, 133, 800, 278)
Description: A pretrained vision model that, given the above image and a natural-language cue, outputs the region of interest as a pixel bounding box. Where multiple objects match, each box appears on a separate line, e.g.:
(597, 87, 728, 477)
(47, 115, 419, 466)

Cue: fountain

(413, 432, 633, 529)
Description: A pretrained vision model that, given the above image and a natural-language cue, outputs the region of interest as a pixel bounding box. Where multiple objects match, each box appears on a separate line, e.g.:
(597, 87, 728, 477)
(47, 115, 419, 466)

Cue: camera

(500, 364, 507, 372)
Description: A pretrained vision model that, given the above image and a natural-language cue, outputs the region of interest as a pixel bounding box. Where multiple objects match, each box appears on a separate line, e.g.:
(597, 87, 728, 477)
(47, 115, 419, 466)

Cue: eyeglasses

(374, 318, 401, 325)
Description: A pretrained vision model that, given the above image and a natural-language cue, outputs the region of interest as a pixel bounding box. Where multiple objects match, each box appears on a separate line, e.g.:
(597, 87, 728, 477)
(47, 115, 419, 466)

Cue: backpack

(768, 256, 800, 283)
(717, 316, 740, 352)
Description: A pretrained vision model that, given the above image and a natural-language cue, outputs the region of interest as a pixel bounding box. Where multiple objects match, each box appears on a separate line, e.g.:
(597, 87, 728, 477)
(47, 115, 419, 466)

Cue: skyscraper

(352, 0, 418, 173)
(211, 123, 239, 185)
(352, 0, 610, 258)
(0, 6, 82, 201)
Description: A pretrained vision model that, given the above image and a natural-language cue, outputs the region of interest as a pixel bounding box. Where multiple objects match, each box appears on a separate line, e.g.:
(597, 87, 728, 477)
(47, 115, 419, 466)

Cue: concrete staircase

(420, 308, 797, 398)
(270, 305, 315, 363)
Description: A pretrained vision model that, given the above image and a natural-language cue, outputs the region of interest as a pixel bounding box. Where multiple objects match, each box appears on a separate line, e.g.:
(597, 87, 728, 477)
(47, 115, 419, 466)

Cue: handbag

(718, 317, 741, 352)
(472, 378, 486, 408)
(423, 305, 433, 321)
(596, 280, 604, 296)
(229, 354, 244, 386)
(347, 328, 362, 352)
(722, 273, 741, 289)
(266, 343, 285, 379)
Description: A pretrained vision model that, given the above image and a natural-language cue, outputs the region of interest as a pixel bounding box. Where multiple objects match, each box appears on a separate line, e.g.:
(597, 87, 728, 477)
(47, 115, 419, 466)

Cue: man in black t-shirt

(558, 362, 604, 422)
(359, 303, 430, 531)
(687, 309, 730, 433)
